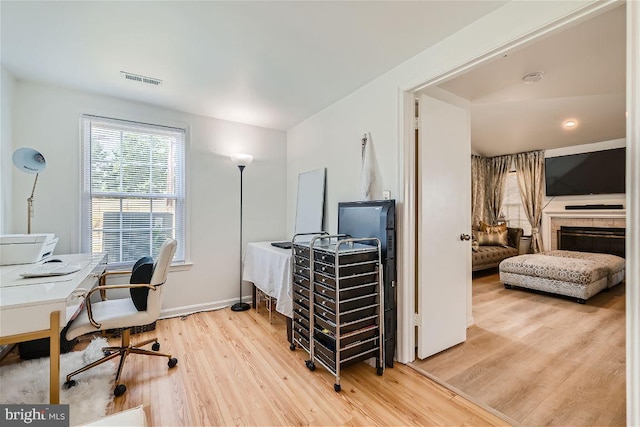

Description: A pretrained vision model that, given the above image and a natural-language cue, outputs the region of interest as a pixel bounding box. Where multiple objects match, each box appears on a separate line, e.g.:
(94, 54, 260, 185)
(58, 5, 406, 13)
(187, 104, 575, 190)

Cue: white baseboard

(159, 294, 251, 319)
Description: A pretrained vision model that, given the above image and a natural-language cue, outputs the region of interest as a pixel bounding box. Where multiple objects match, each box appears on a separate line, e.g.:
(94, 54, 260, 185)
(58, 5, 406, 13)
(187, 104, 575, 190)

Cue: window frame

(80, 115, 186, 267)
(500, 170, 532, 236)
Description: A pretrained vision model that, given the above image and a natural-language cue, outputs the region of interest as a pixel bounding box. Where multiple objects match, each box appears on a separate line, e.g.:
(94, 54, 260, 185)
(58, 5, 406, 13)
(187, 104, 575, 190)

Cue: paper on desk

(0, 259, 91, 288)
(0, 271, 75, 287)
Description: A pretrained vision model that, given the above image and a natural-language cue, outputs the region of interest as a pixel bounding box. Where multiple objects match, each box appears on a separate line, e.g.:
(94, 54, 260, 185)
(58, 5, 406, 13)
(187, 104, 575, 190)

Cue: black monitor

(337, 200, 395, 259)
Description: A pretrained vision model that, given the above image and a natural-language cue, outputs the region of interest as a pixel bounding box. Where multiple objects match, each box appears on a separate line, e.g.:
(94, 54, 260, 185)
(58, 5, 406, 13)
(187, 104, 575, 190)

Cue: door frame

(396, 1, 638, 424)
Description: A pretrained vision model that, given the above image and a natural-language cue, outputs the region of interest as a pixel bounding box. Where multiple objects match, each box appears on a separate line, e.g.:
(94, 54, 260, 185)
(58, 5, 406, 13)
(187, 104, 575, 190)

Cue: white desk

(0, 253, 107, 403)
(242, 242, 292, 318)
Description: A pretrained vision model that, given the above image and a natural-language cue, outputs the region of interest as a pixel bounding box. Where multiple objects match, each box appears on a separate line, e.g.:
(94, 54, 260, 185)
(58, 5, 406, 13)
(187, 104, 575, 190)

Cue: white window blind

(81, 115, 185, 266)
(500, 171, 532, 236)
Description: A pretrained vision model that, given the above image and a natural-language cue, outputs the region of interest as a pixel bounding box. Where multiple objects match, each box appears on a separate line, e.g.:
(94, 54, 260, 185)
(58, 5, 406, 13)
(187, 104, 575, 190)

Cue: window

(500, 171, 532, 236)
(81, 115, 185, 266)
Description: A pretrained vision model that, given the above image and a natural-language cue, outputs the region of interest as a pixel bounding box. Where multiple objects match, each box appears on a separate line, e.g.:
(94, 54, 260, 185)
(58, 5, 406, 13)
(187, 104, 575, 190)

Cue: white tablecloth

(242, 242, 292, 318)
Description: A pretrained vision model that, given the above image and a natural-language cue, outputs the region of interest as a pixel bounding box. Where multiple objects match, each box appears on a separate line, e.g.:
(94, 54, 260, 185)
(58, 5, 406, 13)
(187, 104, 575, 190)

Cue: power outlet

(382, 190, 391, 200)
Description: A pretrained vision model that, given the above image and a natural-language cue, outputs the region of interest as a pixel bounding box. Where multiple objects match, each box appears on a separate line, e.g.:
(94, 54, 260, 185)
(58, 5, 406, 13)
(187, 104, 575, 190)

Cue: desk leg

(49, 311, 61, 404)
(252, 284, 257, 309)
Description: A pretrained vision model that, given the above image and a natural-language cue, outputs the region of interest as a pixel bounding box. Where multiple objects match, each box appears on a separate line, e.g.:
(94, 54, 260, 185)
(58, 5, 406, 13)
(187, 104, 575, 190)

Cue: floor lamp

(12, 147, 47, 234)
(230, 153, 253, 312)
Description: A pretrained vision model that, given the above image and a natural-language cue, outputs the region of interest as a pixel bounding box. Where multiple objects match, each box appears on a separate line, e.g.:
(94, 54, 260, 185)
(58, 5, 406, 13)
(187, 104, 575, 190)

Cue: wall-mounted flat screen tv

(544, 147, 626, 196)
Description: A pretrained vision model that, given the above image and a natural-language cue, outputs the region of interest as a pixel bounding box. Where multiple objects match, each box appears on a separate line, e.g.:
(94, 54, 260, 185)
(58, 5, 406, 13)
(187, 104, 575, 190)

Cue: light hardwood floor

(411, 271, 626, 426)
(84, 304, 509, 426)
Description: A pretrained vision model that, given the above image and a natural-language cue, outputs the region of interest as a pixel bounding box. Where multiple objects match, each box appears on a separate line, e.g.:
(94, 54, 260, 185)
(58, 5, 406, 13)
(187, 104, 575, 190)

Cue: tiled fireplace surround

(542, 209, 626, 251)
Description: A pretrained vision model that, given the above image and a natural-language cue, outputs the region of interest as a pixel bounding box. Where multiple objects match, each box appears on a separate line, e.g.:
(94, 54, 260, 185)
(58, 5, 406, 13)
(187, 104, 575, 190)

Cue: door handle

(460, 233, 471, 241)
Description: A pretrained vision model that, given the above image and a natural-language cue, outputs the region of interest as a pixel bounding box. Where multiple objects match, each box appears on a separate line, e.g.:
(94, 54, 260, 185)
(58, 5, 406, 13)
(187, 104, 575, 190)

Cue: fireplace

(558, 226, 625, 258)
(542, 208, 626, 252)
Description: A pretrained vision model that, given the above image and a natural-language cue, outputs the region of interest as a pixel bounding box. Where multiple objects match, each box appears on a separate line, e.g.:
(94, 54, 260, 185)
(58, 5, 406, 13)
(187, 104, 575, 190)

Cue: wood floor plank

(95, 303, 507, 426)
(412, 271, 626, 426)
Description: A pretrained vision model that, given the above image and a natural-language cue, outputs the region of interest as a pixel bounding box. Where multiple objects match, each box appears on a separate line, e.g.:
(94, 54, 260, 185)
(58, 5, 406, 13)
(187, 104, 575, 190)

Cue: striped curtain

(513, 150, 545, 253)
(471, 155, 486, 227)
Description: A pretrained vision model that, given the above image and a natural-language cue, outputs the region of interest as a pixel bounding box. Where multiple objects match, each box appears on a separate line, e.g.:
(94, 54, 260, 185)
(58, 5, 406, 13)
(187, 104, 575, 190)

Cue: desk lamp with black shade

(230, 153, 253, 312)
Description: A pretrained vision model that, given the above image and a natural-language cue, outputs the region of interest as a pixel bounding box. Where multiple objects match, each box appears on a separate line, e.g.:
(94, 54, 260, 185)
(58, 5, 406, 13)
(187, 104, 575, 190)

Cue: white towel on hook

(360, 132, 375, 200)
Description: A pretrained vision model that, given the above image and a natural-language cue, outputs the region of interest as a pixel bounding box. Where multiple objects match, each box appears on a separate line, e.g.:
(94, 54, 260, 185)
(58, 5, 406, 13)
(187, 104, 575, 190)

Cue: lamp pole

(12, 148, 46, 235)
(27, 173, 40, 234)
(231, 155, 251, 312)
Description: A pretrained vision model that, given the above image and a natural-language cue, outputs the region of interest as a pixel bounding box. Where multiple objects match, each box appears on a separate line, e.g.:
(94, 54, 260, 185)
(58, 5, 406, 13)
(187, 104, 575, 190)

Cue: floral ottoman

(542, 250, 625, 288)
(498, 251, 624, 303)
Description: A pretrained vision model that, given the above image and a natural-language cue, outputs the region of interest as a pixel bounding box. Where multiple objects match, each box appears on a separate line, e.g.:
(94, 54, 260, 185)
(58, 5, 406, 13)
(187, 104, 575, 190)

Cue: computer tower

(18, 323, 77, 360)
(338, 200, 396, 367)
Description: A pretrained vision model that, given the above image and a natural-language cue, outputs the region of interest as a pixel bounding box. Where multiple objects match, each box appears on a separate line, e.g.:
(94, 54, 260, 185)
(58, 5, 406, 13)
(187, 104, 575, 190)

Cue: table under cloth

(242, 242, 293, 317)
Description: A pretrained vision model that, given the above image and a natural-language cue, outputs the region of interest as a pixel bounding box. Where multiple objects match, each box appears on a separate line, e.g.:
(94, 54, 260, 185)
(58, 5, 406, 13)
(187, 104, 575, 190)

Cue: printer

(0, 233, 59, 265)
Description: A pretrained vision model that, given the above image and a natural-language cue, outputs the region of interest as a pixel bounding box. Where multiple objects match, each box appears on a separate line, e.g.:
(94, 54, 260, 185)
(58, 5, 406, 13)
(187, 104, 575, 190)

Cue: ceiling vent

(522, 71, 544, 84)
(120, 71, 163, 86)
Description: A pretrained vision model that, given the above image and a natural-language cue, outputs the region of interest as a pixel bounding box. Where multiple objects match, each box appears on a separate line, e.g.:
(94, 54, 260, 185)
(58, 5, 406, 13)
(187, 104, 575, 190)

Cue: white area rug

(0, 338, 116, 426)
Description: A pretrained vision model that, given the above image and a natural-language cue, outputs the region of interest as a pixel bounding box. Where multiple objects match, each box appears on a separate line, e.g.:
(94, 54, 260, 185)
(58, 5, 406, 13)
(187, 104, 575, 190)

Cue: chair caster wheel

(114, 384, 127, 397)
(334, 384, 341, 392)
(103, 350, 112, 357)
(168, 357, 178, 368)
(289, 343, 296, 351)
(152, 342, 160, 351)
(377, 367, 383, 376)
(63, 380, 77, 389)
(305, 360, 315, 371)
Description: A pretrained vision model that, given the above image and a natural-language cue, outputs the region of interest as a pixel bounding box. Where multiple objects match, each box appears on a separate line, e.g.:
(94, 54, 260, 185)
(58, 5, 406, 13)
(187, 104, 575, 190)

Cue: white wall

(543, 138, 626, 210)
(286, 86, 397, 236)
(286, 0, 605, 366)
(286, 0, 600, 234)
(0, 66, 16, 234)
(7, 81, 287, 314)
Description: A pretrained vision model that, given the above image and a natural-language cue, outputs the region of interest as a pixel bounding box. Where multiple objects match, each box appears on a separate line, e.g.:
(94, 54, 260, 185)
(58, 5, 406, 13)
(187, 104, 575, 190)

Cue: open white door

(417, 94, 471, 359)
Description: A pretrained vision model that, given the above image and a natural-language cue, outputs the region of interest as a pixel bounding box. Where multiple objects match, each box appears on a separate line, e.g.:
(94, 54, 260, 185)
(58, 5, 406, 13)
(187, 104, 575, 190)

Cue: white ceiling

(438, 4, 626, 157)
(1, 0, 507, 131)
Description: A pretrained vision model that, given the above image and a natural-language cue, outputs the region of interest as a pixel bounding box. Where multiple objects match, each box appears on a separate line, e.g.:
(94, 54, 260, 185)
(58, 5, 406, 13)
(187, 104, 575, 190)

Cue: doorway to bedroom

(410, 3, 628, 425)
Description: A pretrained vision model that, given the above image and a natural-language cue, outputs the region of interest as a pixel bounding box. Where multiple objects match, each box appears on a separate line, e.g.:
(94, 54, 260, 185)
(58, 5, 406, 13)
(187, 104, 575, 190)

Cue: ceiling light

(563, 120, 577, 128)
(522, 71, 544, 84)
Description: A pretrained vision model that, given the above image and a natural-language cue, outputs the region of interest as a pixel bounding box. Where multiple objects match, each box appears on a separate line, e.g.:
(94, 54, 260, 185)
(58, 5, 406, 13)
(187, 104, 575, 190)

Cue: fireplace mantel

(542, 209, 626, 251)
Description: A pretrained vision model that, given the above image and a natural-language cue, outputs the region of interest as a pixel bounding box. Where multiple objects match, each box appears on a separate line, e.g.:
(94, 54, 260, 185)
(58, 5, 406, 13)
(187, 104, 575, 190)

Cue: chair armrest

(98, 270, 133, 300)
(84, 283, 156, 328)
(99, 270, 133, 282)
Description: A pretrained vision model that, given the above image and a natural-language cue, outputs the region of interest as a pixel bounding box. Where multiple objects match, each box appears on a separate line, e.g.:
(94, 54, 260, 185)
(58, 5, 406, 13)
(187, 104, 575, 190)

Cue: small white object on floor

(80, 405, 148, 427)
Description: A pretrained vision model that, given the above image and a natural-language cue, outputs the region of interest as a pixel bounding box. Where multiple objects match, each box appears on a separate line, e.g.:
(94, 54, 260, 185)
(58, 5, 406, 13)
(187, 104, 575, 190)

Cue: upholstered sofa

(472, 227, 523, 272)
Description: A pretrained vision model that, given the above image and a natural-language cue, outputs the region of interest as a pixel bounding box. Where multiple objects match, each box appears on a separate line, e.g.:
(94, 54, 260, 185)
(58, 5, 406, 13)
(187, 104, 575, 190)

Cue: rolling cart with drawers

(290, 233, 384, 392)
